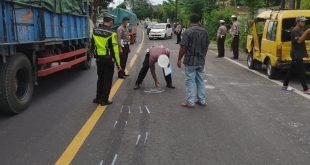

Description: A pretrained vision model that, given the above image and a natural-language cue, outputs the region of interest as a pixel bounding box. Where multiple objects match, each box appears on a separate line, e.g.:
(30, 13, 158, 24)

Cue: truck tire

(77, 52, 92, 70)
(266, 59, 277, 79)
(247, 54, 255, 69)
(0, 54, 34, 114)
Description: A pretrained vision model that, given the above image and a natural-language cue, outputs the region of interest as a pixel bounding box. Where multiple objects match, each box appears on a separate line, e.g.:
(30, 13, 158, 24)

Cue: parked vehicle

(147, 22, 158, 35)
(148, 23, 173, 40)
(0, 0, 91, 114)
(246, 10, 310, 79)
(110, 8, 139, 44)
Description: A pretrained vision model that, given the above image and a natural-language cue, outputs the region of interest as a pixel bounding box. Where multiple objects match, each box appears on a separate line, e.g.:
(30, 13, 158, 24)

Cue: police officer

(175, 20, 182, 44)
(217, 20, 227, 58)
(282, 16, 310, 95)
(117, 17, 131, 79)
(92, 14, 121, 106)
(230, 15, 239, 59)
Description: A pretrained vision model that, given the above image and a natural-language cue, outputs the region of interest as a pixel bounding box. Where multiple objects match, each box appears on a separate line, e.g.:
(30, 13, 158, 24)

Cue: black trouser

(283, 59, 309, 91)
(217, 36, 225, 57)
(231, 35, 239, 59)
(118, 44, 130, 76)
(96, 57, 115, 102)
(177, 33, 181, 44)
(136, 53, 172, 86)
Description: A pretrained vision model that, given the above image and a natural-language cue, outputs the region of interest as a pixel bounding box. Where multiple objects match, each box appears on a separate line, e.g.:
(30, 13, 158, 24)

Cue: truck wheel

(77, 51, 92, 70)
(247, 54, 255, 69)
(266, 60, 277, 79)
(0, 54, 34, 114)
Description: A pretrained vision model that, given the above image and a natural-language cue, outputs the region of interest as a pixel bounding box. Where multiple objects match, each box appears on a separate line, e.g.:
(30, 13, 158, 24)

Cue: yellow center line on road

(55, 30, 145, 165)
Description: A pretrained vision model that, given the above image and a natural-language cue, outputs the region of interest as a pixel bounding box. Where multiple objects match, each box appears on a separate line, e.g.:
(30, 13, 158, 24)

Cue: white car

(149, 23, 173, 40)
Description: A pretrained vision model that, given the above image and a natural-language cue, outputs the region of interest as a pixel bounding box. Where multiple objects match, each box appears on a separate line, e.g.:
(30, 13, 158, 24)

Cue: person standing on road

(282, 16, 310, 95)
(175, 20, 182, 44)
(177, 14, 210, 108)
(230, 15, 239, 59)
(117, 17, 131, 79)
(92, 14, 121, 106)
(217, 20, 227, 58)
(134, 45, 175, 90)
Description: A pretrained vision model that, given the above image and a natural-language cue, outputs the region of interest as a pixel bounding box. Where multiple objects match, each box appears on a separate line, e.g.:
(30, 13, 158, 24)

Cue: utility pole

(280, 0, 286, 9)
(289, 0, 295, 9)
(296, 0, 301, 9)
(234, 0, 237, 10)
(176, 0, 178, 19)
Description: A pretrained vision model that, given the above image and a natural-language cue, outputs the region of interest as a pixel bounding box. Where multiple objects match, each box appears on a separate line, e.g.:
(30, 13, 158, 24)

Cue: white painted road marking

(99, 160, 103, 165)
(144, 132, 149, 145)
(145, 106, 151, 114)
(128, 106, 131, 114)
(113, 121, 118, 128)
(120, 105, 124, 113)
(209, 50, 310, 100)
(136, 134, 141, 145)
(139, 106, 143, 113)
(111, 154, 118, 165)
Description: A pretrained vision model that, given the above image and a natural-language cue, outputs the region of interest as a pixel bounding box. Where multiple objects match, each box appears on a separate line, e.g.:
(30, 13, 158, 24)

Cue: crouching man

(134, 45, 175, 89)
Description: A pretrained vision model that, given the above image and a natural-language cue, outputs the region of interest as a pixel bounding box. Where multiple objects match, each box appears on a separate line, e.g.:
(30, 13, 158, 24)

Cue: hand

(177, 60, 182, 68)
(155, 80, 160, 87)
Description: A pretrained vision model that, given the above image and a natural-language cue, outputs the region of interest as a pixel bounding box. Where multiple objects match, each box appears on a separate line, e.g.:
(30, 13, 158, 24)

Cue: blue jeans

(184, 65, 206, 106)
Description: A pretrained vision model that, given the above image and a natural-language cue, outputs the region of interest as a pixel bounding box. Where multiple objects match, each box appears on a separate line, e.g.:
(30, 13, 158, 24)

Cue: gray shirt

(291, 27, 308, 60)
(180, 25, 210, 66)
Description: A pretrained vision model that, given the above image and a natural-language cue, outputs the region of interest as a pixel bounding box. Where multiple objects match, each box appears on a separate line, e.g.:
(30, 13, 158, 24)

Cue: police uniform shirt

(217, 25, 227, 39)
(231, 22, 239, 37)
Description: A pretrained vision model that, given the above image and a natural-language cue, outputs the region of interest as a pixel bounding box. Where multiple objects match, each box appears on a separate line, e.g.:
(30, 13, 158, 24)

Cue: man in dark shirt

(282, 16, 310, 95)
(177, 14, 210, 108)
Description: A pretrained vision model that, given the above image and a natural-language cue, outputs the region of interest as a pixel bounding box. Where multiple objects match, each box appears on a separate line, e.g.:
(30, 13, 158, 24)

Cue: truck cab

(246, 10, 310, 79)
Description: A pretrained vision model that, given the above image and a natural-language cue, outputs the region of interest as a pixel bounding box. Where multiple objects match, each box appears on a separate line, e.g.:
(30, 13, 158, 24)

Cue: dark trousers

(96, 57, 115, 102)
(283, 59, 309, 91)
(217, 36, 225, 57)
(232, 35, 239, 59)
(136, 53, 172, 85)
(177, 33, 181, 44)
(119, 44, 130, 76)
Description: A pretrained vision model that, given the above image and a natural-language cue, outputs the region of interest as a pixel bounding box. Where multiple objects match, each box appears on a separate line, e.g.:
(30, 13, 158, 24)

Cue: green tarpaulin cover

(109, 8, 139, 28)
(11, 0, 88, 15)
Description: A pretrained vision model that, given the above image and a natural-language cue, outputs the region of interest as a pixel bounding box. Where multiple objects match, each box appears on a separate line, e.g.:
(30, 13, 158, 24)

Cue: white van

(149, 23, 173, 40)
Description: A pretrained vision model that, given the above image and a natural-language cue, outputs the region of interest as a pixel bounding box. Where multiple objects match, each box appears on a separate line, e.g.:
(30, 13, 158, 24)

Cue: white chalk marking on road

(139, 106, 143, 113)
(145, 105, 151, 114)
(120, 105, 124, 113)
(209, 50, 310, 100)
(111, 154, 118, 165)
(205, 85, 215, 89)
(144, 132, 149, 145)
(128, 106, 131, 114)
(125, 121, 128, 127)
(136, 134, 141, 145)
(113, 121, 118, 128)
(99, 160, 103, 165)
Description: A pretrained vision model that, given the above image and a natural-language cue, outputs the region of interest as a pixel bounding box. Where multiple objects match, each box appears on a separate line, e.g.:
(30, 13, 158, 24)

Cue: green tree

(117, 2, 128, 9)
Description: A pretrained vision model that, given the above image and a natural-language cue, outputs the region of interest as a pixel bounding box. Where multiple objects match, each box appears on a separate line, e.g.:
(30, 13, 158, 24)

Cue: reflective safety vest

(92, 27, 120, 66)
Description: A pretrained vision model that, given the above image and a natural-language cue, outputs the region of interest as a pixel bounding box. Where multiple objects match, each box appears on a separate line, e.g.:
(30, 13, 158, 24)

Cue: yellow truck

(246, 10, 310, 79)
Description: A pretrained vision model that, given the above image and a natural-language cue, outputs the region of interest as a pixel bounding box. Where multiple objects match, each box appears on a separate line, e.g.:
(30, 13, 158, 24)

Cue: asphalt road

(0, 28, 310, 165)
